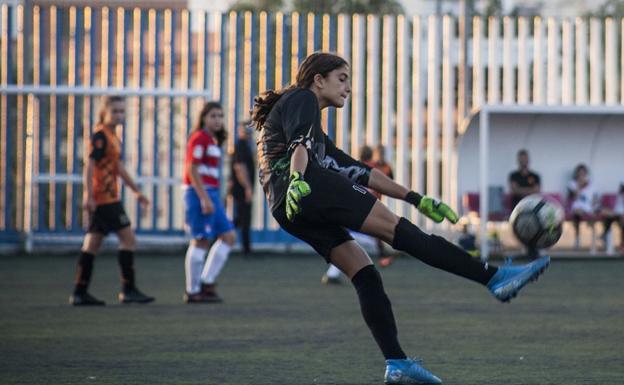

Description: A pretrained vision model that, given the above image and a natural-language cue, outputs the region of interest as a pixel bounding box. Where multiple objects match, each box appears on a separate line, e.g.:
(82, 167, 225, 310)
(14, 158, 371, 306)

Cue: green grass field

(1, 252, 623, 385)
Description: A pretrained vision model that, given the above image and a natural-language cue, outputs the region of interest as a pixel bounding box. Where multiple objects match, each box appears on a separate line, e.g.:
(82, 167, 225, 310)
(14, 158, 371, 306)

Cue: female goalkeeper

(252, 52, 550, 384)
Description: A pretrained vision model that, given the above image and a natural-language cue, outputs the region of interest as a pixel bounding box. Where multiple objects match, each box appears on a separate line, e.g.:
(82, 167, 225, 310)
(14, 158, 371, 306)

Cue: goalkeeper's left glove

(405, 191, 458, 224)
(285, 171, 311, 222)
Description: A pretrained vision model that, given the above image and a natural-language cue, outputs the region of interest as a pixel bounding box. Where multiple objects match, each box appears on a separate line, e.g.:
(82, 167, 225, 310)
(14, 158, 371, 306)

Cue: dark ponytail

(251, 52, 348, 130)
(194, 101, 227, 146)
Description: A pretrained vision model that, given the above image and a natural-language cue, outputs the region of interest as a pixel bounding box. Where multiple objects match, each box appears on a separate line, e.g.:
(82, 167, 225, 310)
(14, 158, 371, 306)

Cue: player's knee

(120, 234, 136, 250)
(221, 231, 236, 246)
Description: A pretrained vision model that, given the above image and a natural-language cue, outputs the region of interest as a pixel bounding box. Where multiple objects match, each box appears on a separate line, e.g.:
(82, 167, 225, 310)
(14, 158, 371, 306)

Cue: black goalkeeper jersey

(257, 87, 372, 212)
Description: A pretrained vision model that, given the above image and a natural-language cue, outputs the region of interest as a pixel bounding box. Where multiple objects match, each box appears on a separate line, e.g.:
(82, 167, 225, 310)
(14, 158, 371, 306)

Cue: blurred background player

(372, 144, 396, 267)
(322, 145, 392, 285)
(183, 102, 236, 303)
(508, 149, 541, 258)
(229, 120, 255, 256)
(567, 163, 599, 249)
(322, 145, 374, 284)
(69, 95, 155, 306)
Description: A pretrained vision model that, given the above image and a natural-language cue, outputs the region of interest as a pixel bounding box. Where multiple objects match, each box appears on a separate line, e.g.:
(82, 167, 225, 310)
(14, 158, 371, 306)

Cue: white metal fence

(2, 4, 624, 247)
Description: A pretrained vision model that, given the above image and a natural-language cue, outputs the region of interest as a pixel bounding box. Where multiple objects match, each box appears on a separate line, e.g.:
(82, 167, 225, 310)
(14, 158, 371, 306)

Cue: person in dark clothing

(230, 121, 255, 255)
(508, 149, 541, 209)
(508, 149, 542, 259)
(251, 52, 550, 384)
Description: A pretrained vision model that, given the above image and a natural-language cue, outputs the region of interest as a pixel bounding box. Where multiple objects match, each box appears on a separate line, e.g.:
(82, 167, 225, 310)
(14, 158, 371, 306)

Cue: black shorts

(272, 164, 377, 262)
(88, 201, 131, 235)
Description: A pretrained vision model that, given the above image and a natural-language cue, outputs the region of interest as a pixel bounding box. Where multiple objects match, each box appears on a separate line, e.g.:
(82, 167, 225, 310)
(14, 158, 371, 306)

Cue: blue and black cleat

(487, 255, 550, 302)
(384, 357, 442, 384)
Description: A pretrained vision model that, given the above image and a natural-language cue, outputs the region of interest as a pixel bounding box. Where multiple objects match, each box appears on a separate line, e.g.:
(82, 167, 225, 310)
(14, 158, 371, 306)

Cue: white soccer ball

(509, 194, 564, 249)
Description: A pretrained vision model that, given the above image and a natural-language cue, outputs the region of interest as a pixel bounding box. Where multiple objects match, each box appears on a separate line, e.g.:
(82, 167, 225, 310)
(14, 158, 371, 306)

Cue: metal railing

(3, 4, 624, 249)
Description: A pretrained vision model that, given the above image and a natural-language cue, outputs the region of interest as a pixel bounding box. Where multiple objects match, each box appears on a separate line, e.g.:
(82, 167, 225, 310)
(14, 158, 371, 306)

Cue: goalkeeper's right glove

(405, 191, 458, 224)
(285, 171, 311, 222)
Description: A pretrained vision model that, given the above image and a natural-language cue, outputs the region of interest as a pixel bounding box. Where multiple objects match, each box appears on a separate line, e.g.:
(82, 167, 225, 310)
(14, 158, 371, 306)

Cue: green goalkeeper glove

(286, 171, 311, 221)
(406, 191, 458, 224)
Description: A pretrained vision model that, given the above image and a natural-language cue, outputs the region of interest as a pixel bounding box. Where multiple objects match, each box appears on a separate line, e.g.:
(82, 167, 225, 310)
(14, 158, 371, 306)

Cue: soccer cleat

(487, 255, 550, 303)
(183, 291, 222, 304)
(200, 283, 223, 303)
(69, 292, 106, 306)
(118, 288, 155, 304)
(384, 358, 442, 384)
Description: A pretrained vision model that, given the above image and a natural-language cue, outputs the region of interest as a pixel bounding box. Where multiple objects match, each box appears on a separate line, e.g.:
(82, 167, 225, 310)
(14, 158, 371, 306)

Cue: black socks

(73, 251, 95, 295)
(352, 265, 406, 360)
(118, 249, 136, 292)
(392, 217, 497, 285)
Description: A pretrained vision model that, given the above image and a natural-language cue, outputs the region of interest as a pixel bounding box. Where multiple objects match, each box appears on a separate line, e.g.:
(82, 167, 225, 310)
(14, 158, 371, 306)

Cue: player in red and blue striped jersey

(182, 102, 235, 303)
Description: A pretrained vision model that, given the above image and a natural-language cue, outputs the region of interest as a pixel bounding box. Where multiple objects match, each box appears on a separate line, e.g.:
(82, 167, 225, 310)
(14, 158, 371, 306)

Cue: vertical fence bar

(274, 12, 284, 90)
(442, 15, 455, 216)
(350, 14, 365, 156)
(290, 12, 300, 83)
(255, 11, 268, 231)
(23, 94, 35, 250)
(115, 7, 127, 88)
(589, 18, 603, 105)
(196, 10, 206, 96)
(487, 16, 500, 104)
(547, 17, 560, 105)
(366, 14, 380, 146)
(65, 6, 78, 229)
(48, 6, 60, 230)
(226, 11, 237, 153)
(0, 4, 11, 230)
(164, 9, 175, 230)
(335, 14, 350, 151)
(243, 11, 252, 115)
(426, 15, 440, 205)
(306, 12, 315, 56)
(381, 15, 395, 169)
(210, 12, 222, 100)
(81, 7, 92, 227)
(575, 18, 588, 105)
(411, 15, 424, 223)
(472, 16, 483, 109)
(132, 7, 145, 228)
(32, 6, 41, 230)
(395, 15, 409, 218)
(561, 18, 573, 105)
(621, 19, 624, 104)
(100, 7, 110, 87)
(533, 17, 545, 104)
(15, 5, 24, 230)
(517, 17, 529, 104)
(502, 16, 514, 104)
(321, 13, 332, 138)
(115, 8, 134, 202)
(605, 18, 617, 105)
(149, 8, 159, 230)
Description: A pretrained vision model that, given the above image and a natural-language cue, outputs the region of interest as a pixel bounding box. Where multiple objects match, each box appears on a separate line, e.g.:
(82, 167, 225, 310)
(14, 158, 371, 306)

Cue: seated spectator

(508, 149, 541, 209)
(600, 180, 624, 254)
(508, 149, 541, 258)
(567, 164, 599, 249)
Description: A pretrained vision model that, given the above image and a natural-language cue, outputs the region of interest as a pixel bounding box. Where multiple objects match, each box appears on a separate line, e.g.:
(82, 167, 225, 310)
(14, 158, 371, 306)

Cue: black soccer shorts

(88, 201, 131, 235)
(272, 164, 377, 262)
